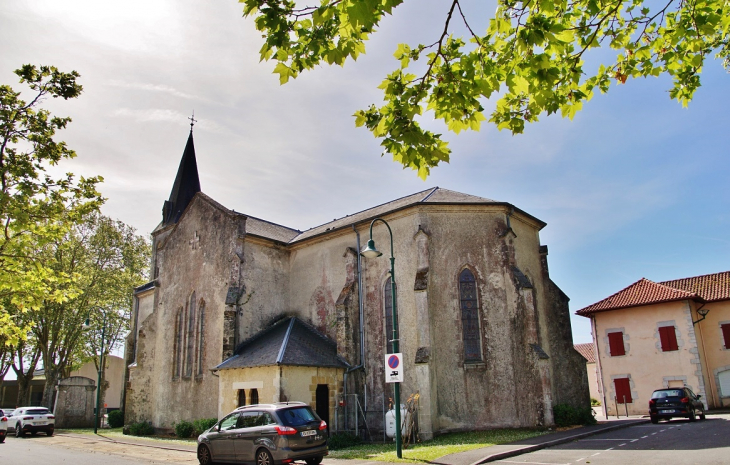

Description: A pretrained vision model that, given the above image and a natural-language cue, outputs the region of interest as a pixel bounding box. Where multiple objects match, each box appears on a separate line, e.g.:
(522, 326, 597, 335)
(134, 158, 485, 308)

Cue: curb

(55, 432, 197, 454)
(468, 419, 650, 465)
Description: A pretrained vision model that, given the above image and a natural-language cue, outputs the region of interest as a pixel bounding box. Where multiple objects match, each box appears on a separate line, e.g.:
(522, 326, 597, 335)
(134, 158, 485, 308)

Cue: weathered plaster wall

(238, 239, 291, 342)
(594, 300, 702, 415)
(692, 300, 730, 408)
(71, 355, 126, 409)
(137, 197, 238, 427)
(281, 366, 343, 417)
(218, 366, 280, 417)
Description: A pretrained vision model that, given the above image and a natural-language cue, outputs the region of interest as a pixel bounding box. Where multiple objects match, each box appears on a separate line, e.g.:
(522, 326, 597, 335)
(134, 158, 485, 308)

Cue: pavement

(55, 412, 730, 465)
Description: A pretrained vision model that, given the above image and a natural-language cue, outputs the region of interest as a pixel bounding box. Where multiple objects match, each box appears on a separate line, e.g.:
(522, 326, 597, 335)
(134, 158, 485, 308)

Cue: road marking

(606, 447, 614, 450)
(618, 443, 627, 447)
(651, 432, 657, 435)
(497, 461, 571, 465)
(660, 429, 666, 432)
(580, 438, 634, 441)
(574, 457, 587, 463)
(591, 453, 601, 456)
(631, 439, 639, 442)
(641, 435, 648, 438)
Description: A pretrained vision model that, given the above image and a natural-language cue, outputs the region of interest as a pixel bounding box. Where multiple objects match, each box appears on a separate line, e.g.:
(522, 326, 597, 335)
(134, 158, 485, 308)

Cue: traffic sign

(385, 353, 403, 383)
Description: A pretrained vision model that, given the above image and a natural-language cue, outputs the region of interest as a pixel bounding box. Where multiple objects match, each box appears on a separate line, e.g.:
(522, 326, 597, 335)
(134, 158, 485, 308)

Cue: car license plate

(301, 430, 316, 437)
(35, 421, 47, 425)
(660, 409, 675, 414)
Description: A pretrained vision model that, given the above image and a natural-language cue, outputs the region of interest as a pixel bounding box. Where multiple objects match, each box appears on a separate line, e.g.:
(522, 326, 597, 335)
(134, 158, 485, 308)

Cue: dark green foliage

(553, 404, 597, 427)
(328, 432, 362, 450)
(128, 421, 155, 436)
(193, 418, 218, 436)
(108, 410, 124, 428)
(174, 420, 196, 438)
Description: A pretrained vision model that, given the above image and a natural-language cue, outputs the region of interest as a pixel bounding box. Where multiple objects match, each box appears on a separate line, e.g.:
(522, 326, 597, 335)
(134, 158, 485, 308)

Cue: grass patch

(328, 428, 548, 463)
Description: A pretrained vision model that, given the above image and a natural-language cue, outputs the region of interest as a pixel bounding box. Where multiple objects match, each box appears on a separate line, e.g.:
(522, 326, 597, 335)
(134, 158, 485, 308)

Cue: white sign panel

(385, 353, 404, 383)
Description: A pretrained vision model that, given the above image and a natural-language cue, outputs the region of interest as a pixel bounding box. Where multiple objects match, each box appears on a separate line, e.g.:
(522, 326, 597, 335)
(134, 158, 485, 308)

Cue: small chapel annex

(124, 130, 589, 438)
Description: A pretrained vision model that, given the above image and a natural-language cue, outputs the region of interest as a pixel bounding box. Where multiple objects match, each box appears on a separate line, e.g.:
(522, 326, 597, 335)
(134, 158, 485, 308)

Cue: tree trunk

(16, 371, 33, 406)
(41, 366, 62, 411)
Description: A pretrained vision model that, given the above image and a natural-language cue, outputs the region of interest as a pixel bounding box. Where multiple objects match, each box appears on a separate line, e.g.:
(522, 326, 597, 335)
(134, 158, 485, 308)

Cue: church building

(124, 130, 589, 438)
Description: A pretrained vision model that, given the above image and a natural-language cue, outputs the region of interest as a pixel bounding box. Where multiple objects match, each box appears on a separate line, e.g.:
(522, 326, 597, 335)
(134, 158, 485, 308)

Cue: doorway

(315, 384, 329, 426)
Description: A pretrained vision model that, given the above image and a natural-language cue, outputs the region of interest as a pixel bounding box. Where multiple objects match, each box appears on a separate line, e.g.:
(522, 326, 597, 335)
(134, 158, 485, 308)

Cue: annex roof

(214, 317, 349, 371)
(576, 270, 730, 317)
(574, 343, 595, 363)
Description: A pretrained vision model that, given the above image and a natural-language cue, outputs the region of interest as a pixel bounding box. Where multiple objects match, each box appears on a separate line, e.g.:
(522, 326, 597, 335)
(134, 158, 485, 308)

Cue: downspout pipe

(343, 225, 366, 427)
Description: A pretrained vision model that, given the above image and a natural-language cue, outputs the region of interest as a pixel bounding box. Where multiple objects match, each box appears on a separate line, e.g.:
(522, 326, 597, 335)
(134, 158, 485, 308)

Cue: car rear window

(26, 408, 50, 415)
(652, 390, 683, 399)
(278, 407, 317, 427)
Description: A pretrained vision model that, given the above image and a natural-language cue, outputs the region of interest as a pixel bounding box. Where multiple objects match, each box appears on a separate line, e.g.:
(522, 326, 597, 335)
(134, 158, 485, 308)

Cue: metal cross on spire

(188, 111, 197, 132)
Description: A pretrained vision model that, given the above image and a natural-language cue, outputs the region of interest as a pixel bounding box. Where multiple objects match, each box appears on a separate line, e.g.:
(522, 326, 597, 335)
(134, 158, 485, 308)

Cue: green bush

(174, 420, 196, 438)
(590, 397, 601, 407)
(193, 418, 218, 436)
(108, 410, 124, 428)
(328, 432, 362, 450)
(128, 421, 155, 436)
(553, 404, 597, 427)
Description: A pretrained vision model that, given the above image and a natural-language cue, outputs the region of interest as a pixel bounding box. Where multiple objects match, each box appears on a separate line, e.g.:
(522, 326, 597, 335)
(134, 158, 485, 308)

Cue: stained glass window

(459, 269, 482, 362)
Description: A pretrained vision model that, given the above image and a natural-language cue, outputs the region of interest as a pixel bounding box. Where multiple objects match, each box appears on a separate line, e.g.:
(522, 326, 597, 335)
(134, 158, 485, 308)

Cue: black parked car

(197, 402, 328, 465)
(649, 388, 706, 423)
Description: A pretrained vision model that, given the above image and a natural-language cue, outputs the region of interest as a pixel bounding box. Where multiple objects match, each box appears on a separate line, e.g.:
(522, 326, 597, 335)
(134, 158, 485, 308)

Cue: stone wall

(54, 376, 96, 428)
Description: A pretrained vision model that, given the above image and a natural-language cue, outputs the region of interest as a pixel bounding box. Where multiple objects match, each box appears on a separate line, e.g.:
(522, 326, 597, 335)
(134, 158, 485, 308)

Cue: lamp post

(360, 218, 402, 458)
(83, 308, 108, 434)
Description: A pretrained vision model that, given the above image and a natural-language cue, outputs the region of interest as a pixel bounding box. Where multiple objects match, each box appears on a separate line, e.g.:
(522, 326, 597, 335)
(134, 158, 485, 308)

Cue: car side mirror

(697, 395, 702, 399)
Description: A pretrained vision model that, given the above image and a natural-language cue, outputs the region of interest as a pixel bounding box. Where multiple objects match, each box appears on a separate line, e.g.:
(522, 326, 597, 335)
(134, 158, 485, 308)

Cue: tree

(241, 0, 730, 178)
(0, 65, 103, 345)
(31, 214, 150, 409)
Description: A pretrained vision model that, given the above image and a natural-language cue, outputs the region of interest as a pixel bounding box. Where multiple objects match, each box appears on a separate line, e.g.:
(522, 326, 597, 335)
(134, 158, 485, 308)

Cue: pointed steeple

(162, 129, 201, 225)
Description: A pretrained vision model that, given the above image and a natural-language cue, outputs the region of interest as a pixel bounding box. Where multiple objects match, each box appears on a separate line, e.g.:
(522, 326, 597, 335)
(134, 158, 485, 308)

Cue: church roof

(574, 343, 595, 363)
(163, 131, 201, 225)
(214, 317, 349, 371)
(285, 187, 542, 243)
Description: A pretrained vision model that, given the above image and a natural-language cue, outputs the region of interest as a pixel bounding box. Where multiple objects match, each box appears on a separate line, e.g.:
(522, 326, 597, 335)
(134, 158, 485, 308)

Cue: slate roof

(574, 343, 595, 363)
(163, 131, 201, 225)
(576, 271, 730, 316)
(214, 317, 349, 370)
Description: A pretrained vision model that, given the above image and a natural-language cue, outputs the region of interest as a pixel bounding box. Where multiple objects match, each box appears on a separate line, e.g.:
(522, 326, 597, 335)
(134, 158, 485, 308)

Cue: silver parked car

(197, 402, 328, 465)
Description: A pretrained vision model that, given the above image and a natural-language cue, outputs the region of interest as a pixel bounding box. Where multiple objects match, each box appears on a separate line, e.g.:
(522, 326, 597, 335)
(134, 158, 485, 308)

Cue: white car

(8, 406, 55, 437)
(0, 409, 8, 442)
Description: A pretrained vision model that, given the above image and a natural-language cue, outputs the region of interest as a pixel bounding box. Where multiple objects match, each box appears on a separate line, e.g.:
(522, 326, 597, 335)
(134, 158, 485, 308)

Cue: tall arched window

(384, 277, 395, 354)
(459, 269, 482, 362)
(196, 301, 205, 376)
(185, 292, 196, 377)
(250, 389, 259, 405)
(173, 308, 183, 379)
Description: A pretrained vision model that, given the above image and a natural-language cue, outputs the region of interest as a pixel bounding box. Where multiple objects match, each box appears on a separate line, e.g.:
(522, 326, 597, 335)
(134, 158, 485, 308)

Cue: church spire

(162, 123, 201, 225)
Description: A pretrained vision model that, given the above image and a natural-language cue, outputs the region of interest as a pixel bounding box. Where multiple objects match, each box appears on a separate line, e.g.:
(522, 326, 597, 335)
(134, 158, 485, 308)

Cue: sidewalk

(431, 417, 649, 465)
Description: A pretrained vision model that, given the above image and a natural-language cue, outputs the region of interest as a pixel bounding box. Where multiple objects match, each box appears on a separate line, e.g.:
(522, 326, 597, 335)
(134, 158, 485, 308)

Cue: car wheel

(47, 429, 54, 436)
(16, 423, 24, 438)
(688, 409, 696, 422)
(305, 457, 323, 465)
(31, 431, 38, 436)
(256, 448, 273, 465)
(0, 435, 5, 443)
(699, 409, 706, 420)
(650, 416, 659, 424)
(197, 444, 214, 465)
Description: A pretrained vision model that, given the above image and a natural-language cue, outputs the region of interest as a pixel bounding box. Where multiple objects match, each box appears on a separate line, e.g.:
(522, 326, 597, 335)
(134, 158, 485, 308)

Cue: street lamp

(360, 218, 402, 458)
(83, 308, 108, 434)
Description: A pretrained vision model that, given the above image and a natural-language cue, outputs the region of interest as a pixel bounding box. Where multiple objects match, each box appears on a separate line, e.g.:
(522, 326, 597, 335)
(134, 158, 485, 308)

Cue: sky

(1, 0, 728, 347)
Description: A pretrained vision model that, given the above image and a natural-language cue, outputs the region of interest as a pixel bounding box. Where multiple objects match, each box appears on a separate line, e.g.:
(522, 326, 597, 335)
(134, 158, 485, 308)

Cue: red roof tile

(574, 343, 595, 363)
(659, 271, 730, 302)
(576, 278, 698, 316)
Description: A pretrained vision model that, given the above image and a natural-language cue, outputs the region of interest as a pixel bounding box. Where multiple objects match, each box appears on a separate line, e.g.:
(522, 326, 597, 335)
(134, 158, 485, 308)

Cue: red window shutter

(608, 332, 625, 356)
(659, 326, 678, 352)
(614, 378, 632, 403)
(722, 324, 730, 350)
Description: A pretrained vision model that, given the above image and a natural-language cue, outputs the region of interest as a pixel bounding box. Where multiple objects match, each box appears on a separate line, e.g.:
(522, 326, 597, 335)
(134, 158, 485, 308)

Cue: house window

(659, 326, 679, 352)
(608, 332, 625, 356)
(721, 323, 730, 350)
(459, 268, 482, 362)
(614, 377, 632, 403)
(196, 303, 205, 376)
(238, 389, 246, 407)
(250, 389, 259, 405)
(384, 277, 395, 354)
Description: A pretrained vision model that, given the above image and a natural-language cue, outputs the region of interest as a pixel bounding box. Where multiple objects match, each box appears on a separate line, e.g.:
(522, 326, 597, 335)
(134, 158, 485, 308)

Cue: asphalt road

(0, 432, 197, 464)
(494, 413, 730, 465)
